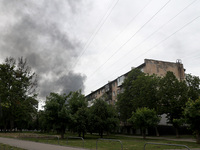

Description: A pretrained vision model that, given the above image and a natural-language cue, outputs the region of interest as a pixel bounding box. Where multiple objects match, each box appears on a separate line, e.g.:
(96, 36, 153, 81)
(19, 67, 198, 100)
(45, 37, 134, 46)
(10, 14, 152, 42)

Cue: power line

(106, 0, 198, 69)
(181, 49, 200, 60)
(87, 0, 171, 79)
(72, 0, 120, 69)
(119, 16, 200, 73)
(96, 0, 153, 56)
(87, 15, 200, 93)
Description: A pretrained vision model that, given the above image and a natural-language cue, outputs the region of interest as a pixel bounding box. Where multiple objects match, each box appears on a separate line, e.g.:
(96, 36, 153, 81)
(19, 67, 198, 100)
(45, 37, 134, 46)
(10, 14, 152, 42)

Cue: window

(117, 89, 120, 94)
(117, 76, 125, 86)
(105, 84, 109, 92)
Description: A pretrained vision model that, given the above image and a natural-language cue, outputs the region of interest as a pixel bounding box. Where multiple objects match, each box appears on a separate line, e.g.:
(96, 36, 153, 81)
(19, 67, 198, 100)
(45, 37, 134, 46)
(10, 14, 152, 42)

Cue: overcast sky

(0, 0, 200, 102)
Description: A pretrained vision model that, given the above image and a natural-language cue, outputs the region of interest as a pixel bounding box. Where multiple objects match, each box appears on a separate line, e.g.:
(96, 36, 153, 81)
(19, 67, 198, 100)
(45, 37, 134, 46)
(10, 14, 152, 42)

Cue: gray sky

(0, 0, 200, 102)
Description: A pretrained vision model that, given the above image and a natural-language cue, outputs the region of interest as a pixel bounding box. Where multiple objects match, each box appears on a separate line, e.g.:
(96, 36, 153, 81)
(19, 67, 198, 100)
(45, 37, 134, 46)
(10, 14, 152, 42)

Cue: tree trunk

(100, 130, 103, 138)
(196, 132, 200, 144)
(0, 98, 2, 117)
(82, 132, 85, 139)
(4, 124, 7, 132)
(10, 120, 14, 131)
(106, 130, 110, 136)
(155, 127, 160, 137)
(61, 128, 65, 139)
(175, 127, 180, 138)
(142, 129, 146, 139)
(61, 132, 64, 139)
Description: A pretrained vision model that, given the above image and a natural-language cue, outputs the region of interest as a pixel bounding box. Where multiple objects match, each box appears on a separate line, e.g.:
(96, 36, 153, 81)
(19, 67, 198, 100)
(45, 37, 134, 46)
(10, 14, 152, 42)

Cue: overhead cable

(97, 0, 153, 54)
(87, 15, 200, 93)
(72, 0, 120, 69)
(87, 0, 171, 79)
(106, 0, 198, 69)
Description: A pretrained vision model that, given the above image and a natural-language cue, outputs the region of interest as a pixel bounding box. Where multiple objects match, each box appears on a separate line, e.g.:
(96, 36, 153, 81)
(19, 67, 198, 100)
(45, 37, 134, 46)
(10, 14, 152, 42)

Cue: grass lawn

(0, 143, 25, 150)
(0, 132, 200, 150)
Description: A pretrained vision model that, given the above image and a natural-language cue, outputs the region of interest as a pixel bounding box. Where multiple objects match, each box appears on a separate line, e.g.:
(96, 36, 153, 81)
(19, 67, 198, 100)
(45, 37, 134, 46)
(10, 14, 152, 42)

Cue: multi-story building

(86, 59, 187, 135)
(86, 59, 185, 106)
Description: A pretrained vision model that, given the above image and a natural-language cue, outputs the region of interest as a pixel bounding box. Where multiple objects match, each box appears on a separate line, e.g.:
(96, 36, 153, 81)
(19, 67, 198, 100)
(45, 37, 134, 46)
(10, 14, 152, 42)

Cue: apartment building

(86, 59, 185, 106)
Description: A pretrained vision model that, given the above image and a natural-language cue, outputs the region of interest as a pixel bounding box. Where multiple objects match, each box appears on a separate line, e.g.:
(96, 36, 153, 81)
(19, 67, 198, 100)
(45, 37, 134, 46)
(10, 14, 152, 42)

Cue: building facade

(86, 59, 185, 106)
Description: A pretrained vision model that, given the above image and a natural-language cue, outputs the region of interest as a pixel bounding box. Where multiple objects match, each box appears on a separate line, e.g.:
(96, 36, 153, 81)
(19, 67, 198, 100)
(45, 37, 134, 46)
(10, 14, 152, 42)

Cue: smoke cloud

(0, 0, 87, 99)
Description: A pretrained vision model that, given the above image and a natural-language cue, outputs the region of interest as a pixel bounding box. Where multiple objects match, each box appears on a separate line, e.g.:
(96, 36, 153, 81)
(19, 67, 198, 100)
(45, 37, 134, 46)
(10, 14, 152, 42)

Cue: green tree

(68, 91, 88, 138)
(128, 107, 160, 139)
(157, 71, 188, 137)
(89, 99, 119, 138)
(0, 57, 38, 131)
(44, 92, 71, 139)
(37, 110, 50, 132)
(128, 74, 159, 111)
(184, 98, 200, 144)
(68, 91, 87, 114)
(117, 69, 159, 122)
(72, 107, 89, 138)
(116, 69, 145, 122)
(185, 74, 200, 100)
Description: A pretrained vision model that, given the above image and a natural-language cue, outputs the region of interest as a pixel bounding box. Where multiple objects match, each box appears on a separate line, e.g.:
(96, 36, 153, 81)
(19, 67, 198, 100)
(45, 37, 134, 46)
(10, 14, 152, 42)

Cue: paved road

(0, 137, 89, 150)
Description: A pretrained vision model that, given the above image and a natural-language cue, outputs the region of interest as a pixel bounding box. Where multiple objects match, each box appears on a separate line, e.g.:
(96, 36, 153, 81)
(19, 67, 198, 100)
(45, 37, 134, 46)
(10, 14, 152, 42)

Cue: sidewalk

(0, 137, 88, 150)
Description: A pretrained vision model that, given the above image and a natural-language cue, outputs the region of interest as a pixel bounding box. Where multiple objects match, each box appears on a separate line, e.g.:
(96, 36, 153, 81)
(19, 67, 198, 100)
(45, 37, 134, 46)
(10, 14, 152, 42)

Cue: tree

(44, 92, 71, 139)
(157, 71, 188, 137)
(184, 98, 200, 144)
(37, 110, 50, 132)
(117, 69, 159, 122)
(116, 69, 145, 122)
(68, 91, 87, 115)
(128, 107, 160, 139)
(68, 91, 88, 138)
(72, 107, 89, 138)
(0, 57, 38, 131)
(89, 99, 119, 138)
(185, 74, 200, 100)
(128, 74, 159, 111)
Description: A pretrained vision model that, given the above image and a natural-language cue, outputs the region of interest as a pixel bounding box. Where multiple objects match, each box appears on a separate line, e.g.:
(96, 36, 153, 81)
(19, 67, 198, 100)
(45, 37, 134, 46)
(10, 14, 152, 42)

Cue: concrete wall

(144, 59, 185, 80)
(111, 80, 118, 105)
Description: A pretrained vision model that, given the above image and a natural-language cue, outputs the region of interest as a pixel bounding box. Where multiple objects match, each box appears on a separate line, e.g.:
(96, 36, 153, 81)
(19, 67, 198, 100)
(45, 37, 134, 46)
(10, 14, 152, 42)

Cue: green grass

(19, 134, 200, 150)
(0, 143, 25, 150)
(1, 132, 200, 150)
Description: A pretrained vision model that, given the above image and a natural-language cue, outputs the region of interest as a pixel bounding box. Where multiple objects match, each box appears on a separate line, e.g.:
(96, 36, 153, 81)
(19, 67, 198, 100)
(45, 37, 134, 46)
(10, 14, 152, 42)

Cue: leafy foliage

(184, 98, 200, 143)
(72, 107, 89, 138)
(68, 91, 87, 114)
(117, 69, 159, 122)
(116, 70, 200, 137)
(44, 92, 71, 138)
(0, 57, 38, 131)
(157, 72, 188, 123)
(128, 107, 160, 139)
(89, 99, 119, 138)
(157, 71, 188, 137)
(117, 69, 144, 121)
(185, 74, 200, 100)
(68, 91, 88, 138)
